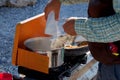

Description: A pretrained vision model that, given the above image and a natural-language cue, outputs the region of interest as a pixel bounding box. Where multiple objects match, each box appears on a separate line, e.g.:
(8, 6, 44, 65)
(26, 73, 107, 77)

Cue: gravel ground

(0, 0, 88, 77)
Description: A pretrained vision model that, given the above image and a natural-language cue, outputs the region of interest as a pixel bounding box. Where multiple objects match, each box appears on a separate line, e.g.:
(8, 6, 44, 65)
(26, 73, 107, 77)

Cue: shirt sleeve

(74, 17, 88, 35)
(59, 0, 88, 5)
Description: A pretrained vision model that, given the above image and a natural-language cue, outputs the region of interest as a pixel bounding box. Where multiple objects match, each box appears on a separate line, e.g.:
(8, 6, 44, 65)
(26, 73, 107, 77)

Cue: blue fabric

(113, 0, 120, 12)
(95, 63, 120, 80)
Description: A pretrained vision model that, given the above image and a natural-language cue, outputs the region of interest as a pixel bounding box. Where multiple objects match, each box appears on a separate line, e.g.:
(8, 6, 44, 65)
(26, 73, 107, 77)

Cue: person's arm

(63, 18, 77, 36)
(44, 0, 61, 20)
(60, 0, 88, 5)
(63, 17, 88, 36)
(44, 0, 88, 20)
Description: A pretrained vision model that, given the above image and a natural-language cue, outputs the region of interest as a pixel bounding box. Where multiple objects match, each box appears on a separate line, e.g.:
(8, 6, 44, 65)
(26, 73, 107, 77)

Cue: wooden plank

(69, 59, 97, 80)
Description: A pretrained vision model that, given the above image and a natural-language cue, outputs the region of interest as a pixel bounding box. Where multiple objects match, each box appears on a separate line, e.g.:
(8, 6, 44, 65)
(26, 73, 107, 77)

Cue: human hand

(63, 17, 77, 36)
(44, 0, 61, 20)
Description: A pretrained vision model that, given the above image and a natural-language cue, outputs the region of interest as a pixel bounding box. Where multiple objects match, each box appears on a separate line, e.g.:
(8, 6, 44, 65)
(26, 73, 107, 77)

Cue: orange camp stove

(12, 13, 88, 80)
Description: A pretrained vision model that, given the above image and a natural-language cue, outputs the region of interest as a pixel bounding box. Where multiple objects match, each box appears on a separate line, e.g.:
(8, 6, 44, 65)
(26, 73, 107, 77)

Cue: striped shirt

(59, 0, 120, 42)
(75, 13, 120, 42)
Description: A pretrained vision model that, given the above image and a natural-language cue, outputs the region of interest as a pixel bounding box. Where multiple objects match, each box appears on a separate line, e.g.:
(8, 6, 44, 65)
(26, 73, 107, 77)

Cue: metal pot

(64, 45, 89, 56)
(24, 37, 51, 52)
(24, 37, 64, 68)
(47, 48, 64, 68)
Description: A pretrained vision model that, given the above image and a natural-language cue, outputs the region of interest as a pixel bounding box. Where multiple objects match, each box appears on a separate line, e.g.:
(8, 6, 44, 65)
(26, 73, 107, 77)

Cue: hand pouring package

(45, 11, 64, 68)
(45, 11, 60, 37)
(45, 11, 65, 48)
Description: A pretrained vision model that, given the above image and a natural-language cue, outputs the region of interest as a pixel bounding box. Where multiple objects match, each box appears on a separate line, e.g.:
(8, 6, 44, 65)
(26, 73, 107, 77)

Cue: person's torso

(88, 0, 115, 18)
(88, 41, 120, 64)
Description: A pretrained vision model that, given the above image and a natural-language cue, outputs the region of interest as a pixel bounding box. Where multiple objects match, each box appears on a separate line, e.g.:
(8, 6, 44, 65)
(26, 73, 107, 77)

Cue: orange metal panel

(12, 24, 21, 65)
(12, 13, 50, 73)
(18, 14, 50, 48)
(17, 48, 49, 74)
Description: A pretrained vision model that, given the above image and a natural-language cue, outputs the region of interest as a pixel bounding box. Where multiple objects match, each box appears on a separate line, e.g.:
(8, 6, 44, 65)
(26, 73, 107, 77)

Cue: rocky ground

(0, 0, 93, 79)
(0, 0, 48, 76)
(0, 0, 37, 7)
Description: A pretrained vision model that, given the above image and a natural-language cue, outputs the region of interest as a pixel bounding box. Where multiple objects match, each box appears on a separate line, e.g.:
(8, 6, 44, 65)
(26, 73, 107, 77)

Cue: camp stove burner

(18, 54, 87, 80)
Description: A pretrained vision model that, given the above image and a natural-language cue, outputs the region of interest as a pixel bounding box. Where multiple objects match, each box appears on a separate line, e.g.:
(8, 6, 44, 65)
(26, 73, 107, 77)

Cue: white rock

(9, 0, 37, 7)
(0, 0, 37, 7)
(0, 0, 7, 6)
